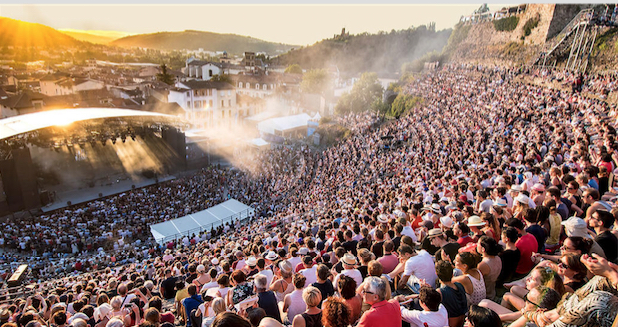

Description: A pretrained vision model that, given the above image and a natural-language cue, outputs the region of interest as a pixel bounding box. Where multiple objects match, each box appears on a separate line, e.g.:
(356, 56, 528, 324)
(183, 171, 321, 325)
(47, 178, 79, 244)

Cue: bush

(493, 16, 520, 32)
(523, 15, 540, 37)
(389, 94, 423, 118)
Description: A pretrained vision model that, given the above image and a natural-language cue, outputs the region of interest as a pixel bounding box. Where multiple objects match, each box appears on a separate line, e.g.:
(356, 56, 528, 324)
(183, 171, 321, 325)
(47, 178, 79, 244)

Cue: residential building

(167, 80, 237, 128)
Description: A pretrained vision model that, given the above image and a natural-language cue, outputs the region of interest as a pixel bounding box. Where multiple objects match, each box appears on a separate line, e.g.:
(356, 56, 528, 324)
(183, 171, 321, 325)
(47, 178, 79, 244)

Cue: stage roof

(150, 198, 254, 243)
(257, 113, 311, 135)
(0, 108, 176, 140)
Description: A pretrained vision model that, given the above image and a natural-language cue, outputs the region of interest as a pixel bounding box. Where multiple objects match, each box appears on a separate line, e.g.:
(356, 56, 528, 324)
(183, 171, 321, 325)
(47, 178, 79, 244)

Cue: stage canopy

(0, 108, 174, 140)
(257, 113, 311, 135)
(150, 198, 254, 243)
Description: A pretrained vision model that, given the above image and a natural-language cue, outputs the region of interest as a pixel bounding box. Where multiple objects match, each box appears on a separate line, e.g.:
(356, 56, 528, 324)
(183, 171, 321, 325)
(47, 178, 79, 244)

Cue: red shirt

(377, 253, 399, 274)
(357, 299, 402, 327)
(457, 235, 474, 247)
(515, 233, 538, 274)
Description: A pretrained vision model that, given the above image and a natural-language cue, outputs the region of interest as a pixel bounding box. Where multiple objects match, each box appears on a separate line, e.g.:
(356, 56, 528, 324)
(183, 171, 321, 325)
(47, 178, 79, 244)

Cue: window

(229, 110, 231, 118)
(222, 111, 225, 118)
(228, 90, 231, 96)
(186, 92, 190, 97)
(194, 101, 201, 108)
(239, 82, 243, 88)
(187, 101, 191, 108)
(221, 100, 225, 107)
(228, 99, 231, 107)
(209, 69, 213, 77)
(194, 90, 199, 96)
(255, 83, 259, 90)
(246, 83, 250, 89)
(263, 84, 267, 90)
(209, 100, 213, 108)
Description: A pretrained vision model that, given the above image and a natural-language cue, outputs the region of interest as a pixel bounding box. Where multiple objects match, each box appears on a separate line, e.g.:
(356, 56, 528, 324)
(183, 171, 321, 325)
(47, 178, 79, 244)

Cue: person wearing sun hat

(467, 215, 486, 242)
(333, 253, 363, 289)
(427, 228, 461, 262)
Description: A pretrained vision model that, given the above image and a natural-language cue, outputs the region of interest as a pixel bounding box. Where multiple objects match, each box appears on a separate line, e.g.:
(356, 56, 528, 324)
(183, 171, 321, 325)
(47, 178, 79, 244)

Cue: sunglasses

(558, 262, 570, 270)
(524, 293, 541, 308)
(361, 289, 375, 295)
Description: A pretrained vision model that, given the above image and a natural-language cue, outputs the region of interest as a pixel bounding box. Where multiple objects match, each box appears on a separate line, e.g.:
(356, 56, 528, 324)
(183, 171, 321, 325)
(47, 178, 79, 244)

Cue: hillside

(111, 30, 296, 55)
(272, 25, 451, 75)
(59, 30, 117, 44)
(0, 17, 83, 48)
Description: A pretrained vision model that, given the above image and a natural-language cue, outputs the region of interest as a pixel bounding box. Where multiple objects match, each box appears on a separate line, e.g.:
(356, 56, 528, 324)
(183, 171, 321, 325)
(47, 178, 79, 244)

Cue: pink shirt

(377, 253, 399, 274)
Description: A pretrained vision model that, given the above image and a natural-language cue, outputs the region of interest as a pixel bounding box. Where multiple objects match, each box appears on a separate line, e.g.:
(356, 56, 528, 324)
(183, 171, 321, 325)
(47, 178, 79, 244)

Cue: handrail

(543, 9, 594, 55)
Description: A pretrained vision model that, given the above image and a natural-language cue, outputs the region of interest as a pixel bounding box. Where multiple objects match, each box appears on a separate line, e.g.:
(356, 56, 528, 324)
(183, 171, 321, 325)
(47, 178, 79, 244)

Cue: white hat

(94, 303, 112, 322)
(298, 247, 309, 255)
(197, 264, 205, 273)
(515, 194, 530, 204)
(246, 256, 257, 267)
(211, 258, 219, 265)
(510, 185, 523, 192)
(377, 214, 389, 224)
(467, 215, 486, 227)
(561, 217, 592, 239)
(265, 251, 278, 261)
(440, 216, 454, 228)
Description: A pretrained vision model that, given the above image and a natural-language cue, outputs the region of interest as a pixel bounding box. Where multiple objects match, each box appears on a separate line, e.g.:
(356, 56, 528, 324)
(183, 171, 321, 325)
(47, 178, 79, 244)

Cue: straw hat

(467, 215, 486, 227)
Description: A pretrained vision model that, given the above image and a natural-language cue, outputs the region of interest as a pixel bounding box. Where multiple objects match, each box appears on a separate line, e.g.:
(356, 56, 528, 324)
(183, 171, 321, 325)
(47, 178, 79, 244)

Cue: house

(39, 73, 105, 96)
(185, 58, 223, 81)
(167, 80, 238, 128)
(231, 73, 279, 99)
(0, 91, 46, 117)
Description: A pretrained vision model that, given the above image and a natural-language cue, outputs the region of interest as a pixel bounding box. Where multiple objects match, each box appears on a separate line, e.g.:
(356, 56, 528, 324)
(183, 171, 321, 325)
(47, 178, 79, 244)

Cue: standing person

(159, 269, 177, 300)
(182, 285, 203, 327)
(356, 277, 401, 327)
(291, 286, 322, 327)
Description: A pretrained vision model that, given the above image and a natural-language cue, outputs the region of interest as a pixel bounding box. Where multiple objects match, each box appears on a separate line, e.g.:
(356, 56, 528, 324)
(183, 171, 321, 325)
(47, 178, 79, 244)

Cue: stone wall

(547, 4, 592, 40)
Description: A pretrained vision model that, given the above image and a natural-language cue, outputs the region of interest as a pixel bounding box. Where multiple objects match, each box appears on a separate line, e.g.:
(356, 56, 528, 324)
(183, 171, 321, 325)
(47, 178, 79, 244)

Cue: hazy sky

(0, 4, 507, 45)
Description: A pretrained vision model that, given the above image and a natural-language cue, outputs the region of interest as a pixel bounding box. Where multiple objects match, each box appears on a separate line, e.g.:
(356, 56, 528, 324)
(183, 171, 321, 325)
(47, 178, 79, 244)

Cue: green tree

(389, 94, 423, 118)
(335, 72, 383, 114)
(156, 64, 176, 85)
(210, 73, 233, 85)
(284, 64, 303, 74)
(300, 69, 332, 95)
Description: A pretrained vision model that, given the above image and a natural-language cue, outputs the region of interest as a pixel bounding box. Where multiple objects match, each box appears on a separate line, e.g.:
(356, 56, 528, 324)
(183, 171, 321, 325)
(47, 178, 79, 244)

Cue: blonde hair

(110, 296, 123, 310)
(212, 298, 226, 315)
(302, 286, 322, 308)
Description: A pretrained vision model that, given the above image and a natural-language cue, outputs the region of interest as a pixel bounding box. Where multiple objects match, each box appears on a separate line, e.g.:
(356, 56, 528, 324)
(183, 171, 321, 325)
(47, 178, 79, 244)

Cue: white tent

(257, 113, 311, 135)
(150, 198, 254, 243)
(248, 138, 270, 149)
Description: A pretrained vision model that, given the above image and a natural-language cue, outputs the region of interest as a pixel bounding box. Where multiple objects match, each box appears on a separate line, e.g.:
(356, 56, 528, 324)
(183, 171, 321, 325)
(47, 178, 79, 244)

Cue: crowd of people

(2, 62, 618, 327)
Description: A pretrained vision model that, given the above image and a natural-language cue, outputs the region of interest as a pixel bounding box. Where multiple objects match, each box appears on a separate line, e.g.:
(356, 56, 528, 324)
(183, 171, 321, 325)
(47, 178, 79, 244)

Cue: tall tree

(300, 69, 332, 95)
(210, 74, 233, 84)
(335, 72, 383, 114)
(284, 64, 302, 74)
(156, 64, 175, 85)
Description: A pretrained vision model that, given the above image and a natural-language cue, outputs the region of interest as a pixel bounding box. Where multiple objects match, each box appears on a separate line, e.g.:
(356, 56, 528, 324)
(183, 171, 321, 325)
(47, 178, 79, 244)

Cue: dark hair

(246, 307, 265, 327)
(595, 210, 615, 228)
(457, 252, 481, 269)
(506, 217, 524, 230)
(212, 312, 251, 327)
(468, 305, 501, 327)
(535, 286, 562, 310)
(419, 286, 441, 311)
(317, 264, 330, 281)
(293, 273, 306, 289)
(502, 227, 519, 243)
(52, 311, 67, 326)
(398, 244, 415, 255)
(566, 237, 593, 254)
(457, 222, 470, 234)
(435, 260, 454, 283)
(479, 236, 502, 256)
(217, 274, 230, 287)
(337, 275, 357, 300)
(148, 297, 162, 311)
(562, 253, 588, 281)
(523, 208, 538, 223)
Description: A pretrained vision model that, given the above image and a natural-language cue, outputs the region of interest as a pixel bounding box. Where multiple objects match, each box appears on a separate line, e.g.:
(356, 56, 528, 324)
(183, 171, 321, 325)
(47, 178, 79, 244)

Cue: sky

(0, 4, 507, 45)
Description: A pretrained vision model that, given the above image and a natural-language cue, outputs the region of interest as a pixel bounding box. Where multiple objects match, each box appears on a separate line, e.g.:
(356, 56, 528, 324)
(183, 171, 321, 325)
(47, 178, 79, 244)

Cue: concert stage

(41, 174, 176, 212)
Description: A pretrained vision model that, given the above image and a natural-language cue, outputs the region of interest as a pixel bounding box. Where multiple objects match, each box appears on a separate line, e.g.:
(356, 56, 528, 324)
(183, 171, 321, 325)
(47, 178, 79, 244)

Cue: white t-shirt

(200, 281, 219, 294)
(403, 250, 438, 287)
(401, 225, 418, 242)
(333, 268, 363, 289)
(400, 303, 448, 327)
(300, 266, 318, 287)
(259, 269, 274, 287)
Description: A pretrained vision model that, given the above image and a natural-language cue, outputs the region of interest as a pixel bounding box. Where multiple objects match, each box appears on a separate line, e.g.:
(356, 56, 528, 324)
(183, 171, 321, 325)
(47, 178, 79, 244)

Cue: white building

(168, 80, 238, 128)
